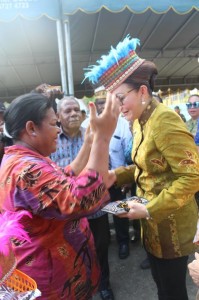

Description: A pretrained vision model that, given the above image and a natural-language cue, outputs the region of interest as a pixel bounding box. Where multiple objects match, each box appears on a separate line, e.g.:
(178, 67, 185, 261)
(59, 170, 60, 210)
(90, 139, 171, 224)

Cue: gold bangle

(146, 209, 151, 220)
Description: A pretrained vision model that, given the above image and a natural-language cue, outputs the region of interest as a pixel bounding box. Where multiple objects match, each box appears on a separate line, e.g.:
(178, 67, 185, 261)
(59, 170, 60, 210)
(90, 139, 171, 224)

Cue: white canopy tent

(0, 0, 198, 100)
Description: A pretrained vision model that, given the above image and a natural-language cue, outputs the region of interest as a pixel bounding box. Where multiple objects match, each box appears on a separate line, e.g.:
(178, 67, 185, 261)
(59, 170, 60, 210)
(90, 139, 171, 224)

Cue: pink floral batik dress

(0, 145, 110, 300)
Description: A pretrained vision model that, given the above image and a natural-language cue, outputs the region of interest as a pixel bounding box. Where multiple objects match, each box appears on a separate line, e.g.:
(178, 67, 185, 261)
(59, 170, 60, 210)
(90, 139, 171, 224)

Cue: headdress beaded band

(94, 86, 107, 99)
(83, 35, 145, 92)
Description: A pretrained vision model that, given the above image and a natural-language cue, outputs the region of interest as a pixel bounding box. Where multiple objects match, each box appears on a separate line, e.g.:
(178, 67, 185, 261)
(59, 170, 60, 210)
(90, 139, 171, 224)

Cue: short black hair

(4, 93, 53, 140)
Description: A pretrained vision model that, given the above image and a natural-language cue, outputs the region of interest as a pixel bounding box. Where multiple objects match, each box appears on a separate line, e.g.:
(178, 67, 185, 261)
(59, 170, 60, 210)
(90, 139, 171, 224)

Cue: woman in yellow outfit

(84, 35, 199, 300)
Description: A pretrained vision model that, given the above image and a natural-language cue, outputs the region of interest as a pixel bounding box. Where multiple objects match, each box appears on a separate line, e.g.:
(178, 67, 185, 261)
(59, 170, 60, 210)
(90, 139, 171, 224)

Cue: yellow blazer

(115, 99, 199, 258)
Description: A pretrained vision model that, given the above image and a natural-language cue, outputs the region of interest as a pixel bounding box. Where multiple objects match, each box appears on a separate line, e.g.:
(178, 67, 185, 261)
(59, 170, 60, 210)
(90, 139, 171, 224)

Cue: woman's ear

(26, 121, 37, 137)
(140, 85, 148, 95)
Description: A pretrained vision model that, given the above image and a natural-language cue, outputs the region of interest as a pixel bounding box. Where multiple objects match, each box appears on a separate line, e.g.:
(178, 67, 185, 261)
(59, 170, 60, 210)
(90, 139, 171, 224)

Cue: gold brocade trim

(139, 98, 159, 126)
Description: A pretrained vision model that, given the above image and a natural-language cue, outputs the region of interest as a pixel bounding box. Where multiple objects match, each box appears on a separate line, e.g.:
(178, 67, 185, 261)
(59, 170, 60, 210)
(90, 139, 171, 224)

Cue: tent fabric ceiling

(0, 0, 198, 21)
(0, 0, 59, 22)
(63, 0, 199, 14)
(71, 8, 199, 97)
(0, 2, 199, 100)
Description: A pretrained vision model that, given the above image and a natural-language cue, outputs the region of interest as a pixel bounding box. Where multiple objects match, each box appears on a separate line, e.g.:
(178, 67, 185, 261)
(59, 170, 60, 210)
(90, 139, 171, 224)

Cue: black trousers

(147, 251, 189, 300)
(88, 214, 110, 291)
(109, 186, 129, 245)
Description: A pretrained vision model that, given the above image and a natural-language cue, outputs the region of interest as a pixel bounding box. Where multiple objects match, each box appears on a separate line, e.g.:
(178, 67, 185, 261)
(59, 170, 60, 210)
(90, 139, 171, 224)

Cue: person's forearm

(70, 142, 91, 175)
(85, 134, 110, 184)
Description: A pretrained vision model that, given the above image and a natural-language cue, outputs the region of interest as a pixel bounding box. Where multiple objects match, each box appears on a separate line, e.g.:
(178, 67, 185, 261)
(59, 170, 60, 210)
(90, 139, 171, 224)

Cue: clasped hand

(118, 201, 148, 220)
(188, 252, 199, 286)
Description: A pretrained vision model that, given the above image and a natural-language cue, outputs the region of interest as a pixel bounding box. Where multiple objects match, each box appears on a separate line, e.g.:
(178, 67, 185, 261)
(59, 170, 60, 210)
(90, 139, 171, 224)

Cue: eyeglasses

(116, 88, 135, 105)
(186, 101, 199, 109)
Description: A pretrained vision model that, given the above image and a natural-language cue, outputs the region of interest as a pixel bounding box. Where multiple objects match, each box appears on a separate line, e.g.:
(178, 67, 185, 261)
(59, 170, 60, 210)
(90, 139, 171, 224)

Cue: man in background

(81, 109, 87, 123)
(82, 87, 132, 299)
(174, 105, 186, 122)
(186, 94, 199, 203)
(82, 87, 133, 258)
(50, 96, 85, 168)
(186, 94, 199, 139)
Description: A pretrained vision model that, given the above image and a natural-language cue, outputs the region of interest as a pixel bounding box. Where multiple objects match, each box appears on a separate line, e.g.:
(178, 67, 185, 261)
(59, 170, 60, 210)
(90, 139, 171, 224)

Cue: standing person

(82, 87, 133, 261)
(186, 94, 199, 144)
(0, 102, 6, 133)
(139, 92, 164, 270)
(0, 102, 13, 163)
(195, 120, 199, 151)
(82, 87, 132, 300)
(50, 96, 114, 300)
(0, 102, 6, 162)
(0, 92, 120, 300)
(51, 95, 114, 300)
(50, 96, 86, 168)
(186, 95, 199, 203)
(51, 96, 112, 297)
(84, 35, 199, 300)
(188, 252, 199, 300)
(174, 105, 186, 122)
(81, 109, 87, 123)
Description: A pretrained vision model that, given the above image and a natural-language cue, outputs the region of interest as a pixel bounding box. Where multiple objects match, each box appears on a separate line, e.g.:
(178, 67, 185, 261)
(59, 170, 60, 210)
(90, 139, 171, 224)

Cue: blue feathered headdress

(83, 35, 145, 91)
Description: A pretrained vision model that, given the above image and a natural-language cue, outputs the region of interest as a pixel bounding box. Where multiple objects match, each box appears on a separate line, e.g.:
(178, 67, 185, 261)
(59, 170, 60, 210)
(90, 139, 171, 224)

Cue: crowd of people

(0, 35, 198, 300)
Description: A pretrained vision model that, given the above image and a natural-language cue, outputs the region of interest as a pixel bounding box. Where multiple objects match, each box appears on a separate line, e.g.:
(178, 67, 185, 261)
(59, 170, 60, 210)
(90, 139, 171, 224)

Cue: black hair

(124, 61, 158, 95)
(30, 84, 64, 113)
(4, 93, 53, 140)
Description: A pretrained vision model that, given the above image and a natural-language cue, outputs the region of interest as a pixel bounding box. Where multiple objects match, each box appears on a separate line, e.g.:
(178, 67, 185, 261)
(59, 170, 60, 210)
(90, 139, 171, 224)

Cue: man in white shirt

(82, 87, 132, 300)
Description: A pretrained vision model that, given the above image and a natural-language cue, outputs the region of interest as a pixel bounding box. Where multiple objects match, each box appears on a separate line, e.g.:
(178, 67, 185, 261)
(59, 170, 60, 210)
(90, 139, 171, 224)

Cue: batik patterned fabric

(0, 145, 110, 300)
(50, 127, 86, 168)
(115, 99, 199, 259)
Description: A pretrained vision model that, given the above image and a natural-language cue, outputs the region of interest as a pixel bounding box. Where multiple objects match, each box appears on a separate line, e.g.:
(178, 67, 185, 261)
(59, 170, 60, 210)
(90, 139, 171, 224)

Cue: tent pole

(56, 19, 68, 94)
(64, 17, 74, 96)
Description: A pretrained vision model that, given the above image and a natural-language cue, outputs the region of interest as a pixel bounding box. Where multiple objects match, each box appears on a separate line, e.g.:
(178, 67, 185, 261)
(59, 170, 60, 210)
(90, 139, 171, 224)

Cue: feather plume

(0, 211, 32, 256)
(83, 35, 140, 84)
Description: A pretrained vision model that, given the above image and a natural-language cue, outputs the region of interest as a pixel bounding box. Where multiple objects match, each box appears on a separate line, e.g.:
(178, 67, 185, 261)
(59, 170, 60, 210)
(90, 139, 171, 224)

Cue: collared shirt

(82, 116, 133, 169)
(50, 127, 86, 168)
(109, 116, 133, 169)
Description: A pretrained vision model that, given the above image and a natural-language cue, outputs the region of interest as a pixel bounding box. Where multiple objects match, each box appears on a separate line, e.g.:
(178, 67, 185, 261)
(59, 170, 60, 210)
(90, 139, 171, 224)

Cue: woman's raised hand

(89, 92, 120, 141)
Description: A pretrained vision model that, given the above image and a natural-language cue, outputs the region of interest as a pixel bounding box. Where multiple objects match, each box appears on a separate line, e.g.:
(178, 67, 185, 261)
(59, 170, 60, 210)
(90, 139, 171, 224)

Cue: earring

(32, 132, 36, 136)
(141, 98, 146, 105)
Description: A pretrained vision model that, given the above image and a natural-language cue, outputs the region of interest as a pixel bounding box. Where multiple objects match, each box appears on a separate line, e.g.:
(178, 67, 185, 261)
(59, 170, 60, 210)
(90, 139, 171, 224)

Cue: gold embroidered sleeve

(114, 164, 136, 187)
(147, 110, 199, 222)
